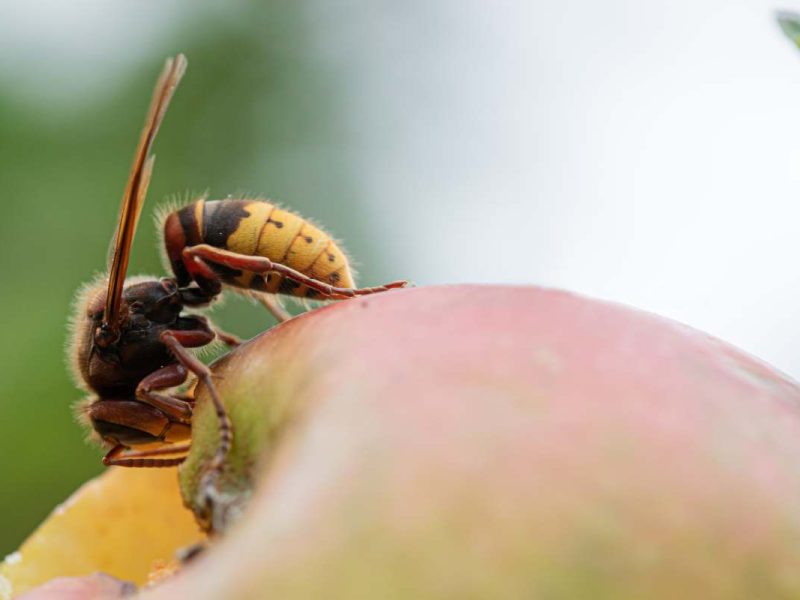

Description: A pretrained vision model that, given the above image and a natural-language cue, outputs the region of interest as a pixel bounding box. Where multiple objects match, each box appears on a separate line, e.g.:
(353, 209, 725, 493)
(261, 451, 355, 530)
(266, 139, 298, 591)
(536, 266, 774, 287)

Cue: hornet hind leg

(182, 244, 407, 301)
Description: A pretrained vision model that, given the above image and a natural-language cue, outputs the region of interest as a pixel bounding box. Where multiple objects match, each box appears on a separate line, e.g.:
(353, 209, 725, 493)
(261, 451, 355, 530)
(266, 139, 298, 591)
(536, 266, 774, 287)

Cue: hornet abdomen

(163, 199, 354, 298)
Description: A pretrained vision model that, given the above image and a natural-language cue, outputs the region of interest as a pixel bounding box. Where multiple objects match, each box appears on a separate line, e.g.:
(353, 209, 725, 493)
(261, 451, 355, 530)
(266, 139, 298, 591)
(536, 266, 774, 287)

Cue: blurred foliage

(778, 11, 800, 48)
(0, 4, 387, 553)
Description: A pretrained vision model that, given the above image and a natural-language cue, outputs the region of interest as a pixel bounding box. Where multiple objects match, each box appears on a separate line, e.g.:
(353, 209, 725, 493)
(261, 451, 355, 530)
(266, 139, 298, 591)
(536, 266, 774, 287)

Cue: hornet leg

(182, 244, 407, 301)
(259, 294, 292, 323)
(103, 443, 191, 468)
(212, 325, 242, 347)
(136, 363, 193, 423)
(160, 328, 233, 485)
(191, 314, 242, 347)
(177, 288, 243, 346)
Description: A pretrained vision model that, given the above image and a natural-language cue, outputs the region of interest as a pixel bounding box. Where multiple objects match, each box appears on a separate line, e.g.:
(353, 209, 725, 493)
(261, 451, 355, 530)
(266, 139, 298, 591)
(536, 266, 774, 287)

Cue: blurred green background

(0, 3, 402, 553)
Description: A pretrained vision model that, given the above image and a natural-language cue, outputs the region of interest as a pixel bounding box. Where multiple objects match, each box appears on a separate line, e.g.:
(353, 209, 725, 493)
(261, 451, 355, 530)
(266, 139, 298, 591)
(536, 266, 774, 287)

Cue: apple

(160, 285, 800, 598)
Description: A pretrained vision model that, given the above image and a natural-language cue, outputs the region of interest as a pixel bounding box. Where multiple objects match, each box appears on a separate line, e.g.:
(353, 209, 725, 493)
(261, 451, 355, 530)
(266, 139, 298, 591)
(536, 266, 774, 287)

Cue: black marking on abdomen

(203, 201, 251, 248)
(278, 277, 301, 296)
(211, 263, 243, 284)
(251, 275, 267, 292)
(178, 202, 203, 246)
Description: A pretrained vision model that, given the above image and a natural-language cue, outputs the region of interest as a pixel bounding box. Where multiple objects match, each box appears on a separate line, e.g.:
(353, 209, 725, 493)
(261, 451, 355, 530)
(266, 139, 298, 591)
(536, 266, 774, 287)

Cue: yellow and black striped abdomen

(173, 199, 354, 298)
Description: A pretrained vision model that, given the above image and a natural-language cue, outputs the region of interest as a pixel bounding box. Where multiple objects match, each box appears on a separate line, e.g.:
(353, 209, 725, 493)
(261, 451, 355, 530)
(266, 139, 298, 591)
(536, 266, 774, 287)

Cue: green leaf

(777, 11, 800, 47)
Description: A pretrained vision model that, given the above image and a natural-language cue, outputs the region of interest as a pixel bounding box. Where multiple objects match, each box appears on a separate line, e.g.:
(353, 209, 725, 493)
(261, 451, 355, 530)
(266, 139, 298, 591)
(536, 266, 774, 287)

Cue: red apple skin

(16, 574, 135, 600)
(157, 285, 800, 598)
